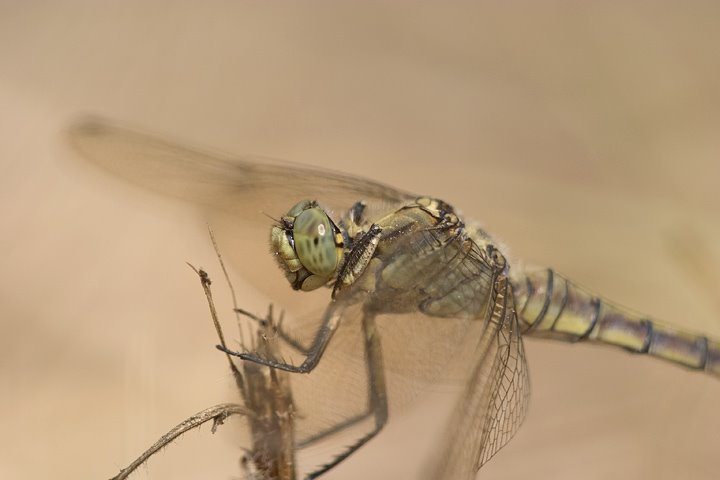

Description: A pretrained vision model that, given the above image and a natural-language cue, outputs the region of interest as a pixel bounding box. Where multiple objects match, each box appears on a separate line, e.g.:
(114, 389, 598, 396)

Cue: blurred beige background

(1, 2, 720, 479)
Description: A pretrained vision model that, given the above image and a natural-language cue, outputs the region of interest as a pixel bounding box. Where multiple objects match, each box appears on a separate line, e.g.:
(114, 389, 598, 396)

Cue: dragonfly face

(270, 199, 345, 291)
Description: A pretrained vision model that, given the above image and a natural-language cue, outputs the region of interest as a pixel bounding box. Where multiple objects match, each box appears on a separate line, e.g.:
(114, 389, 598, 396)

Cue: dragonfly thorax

(270, 200, 345, 291)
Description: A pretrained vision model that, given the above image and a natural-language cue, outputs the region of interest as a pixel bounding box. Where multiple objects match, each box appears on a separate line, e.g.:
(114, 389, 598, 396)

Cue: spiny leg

(234, 310, 373, 456)
(234, 306, 313, 355)
(225, 306, 390, 476)
(218, 301, 344, 374)
(305, 311, 389, 479)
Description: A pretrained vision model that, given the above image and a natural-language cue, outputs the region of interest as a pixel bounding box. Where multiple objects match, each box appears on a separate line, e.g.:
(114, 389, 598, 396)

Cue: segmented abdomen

(512, 268, 720, 377)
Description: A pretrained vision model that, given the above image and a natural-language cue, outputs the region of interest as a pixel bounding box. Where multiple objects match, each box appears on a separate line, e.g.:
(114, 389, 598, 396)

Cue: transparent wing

(68, 118, 415, 302)
(269, 230, 511, 467)
(69, 118, 414, 220)
(275, 306, 485, 444)
(427, 276, 530, 479)
(69, 118, 529, 476)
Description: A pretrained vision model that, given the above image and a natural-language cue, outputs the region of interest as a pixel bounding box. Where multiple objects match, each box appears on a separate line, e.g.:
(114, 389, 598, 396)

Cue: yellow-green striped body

(513, 268, 720, 377)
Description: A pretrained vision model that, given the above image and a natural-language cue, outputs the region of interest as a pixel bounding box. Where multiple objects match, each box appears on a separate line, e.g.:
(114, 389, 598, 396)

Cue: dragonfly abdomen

(513, 268, 720, 377)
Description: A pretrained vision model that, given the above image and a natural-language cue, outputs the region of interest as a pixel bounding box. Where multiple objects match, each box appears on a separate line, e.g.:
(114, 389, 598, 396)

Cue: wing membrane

(70, 118, 530, 476)
(69, 118, 415, 302)
(427, 276, 530, 479)
(69, 118, 414, 223)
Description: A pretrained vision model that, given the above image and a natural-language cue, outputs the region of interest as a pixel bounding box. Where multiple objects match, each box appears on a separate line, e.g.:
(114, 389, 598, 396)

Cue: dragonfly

(70, 118, 720, 480)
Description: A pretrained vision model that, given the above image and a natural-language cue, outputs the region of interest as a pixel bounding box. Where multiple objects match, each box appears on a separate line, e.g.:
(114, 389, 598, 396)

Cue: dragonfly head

(270, 200, 345, 291)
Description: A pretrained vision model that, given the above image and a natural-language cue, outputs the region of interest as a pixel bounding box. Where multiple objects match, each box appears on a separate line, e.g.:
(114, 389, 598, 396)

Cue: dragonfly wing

(427, 275, 530, 479)
(69, 118, 416, 302)
(69, 118, 415, 222)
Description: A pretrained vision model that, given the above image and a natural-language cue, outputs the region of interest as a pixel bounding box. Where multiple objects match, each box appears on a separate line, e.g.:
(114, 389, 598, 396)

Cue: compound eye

(293, 207, 338, 276)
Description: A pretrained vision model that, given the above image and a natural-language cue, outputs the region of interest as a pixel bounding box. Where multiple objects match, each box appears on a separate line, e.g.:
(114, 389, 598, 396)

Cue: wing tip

(67, 114, 116, 143)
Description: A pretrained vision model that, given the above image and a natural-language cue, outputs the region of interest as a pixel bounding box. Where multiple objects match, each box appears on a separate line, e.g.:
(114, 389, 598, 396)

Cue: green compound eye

(293, 207, 338, 276)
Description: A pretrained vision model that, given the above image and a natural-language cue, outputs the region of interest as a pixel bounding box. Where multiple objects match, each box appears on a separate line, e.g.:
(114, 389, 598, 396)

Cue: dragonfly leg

(304, 311, 389, 479)
(217, 302, 343, 373)
(234, 306, 313, 355)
